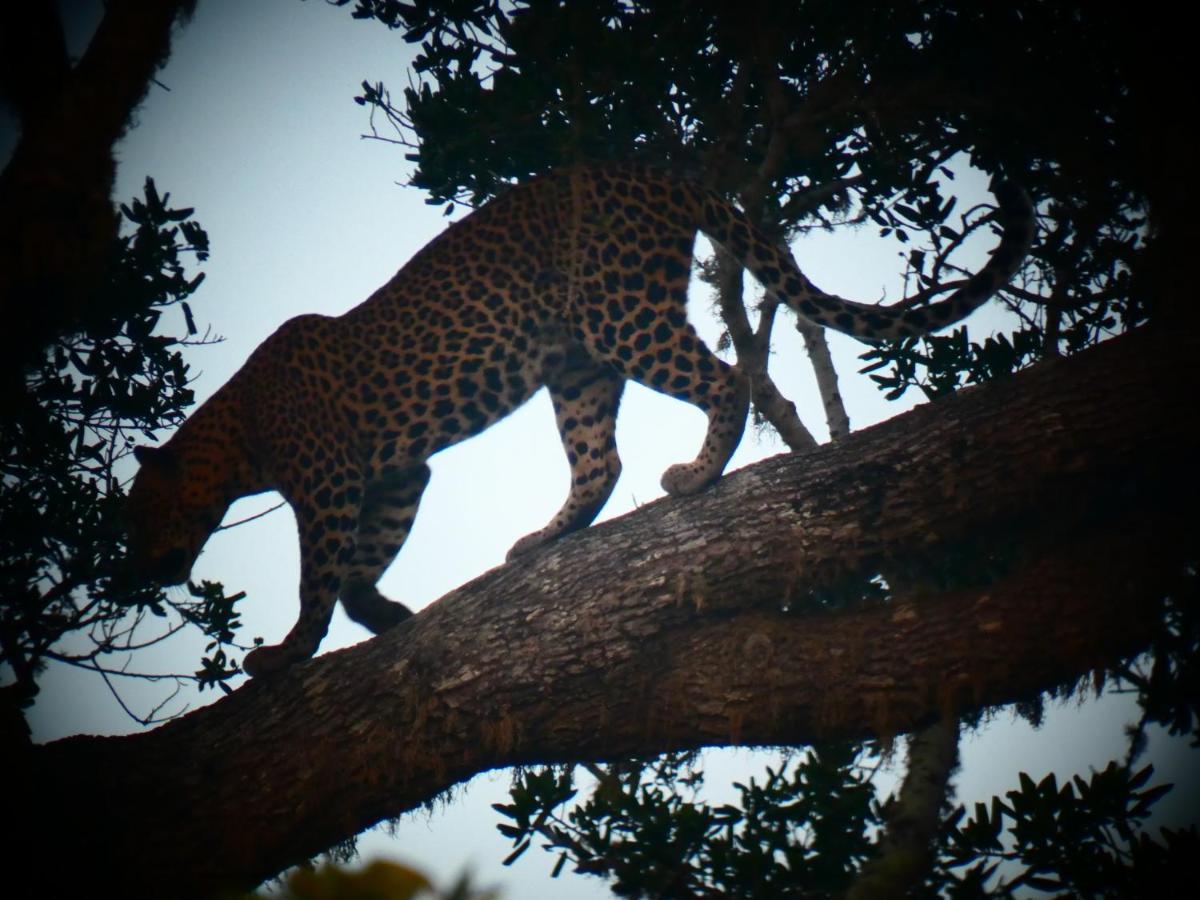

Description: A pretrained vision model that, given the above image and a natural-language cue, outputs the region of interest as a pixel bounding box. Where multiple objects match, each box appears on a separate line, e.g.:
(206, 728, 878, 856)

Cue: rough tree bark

(18, 325, 1193, 898)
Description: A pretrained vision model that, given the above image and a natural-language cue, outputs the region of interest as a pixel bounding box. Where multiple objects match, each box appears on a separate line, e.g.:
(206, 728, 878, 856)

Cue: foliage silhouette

(497, 746, 881, 898)
(1, 179, 246, 724)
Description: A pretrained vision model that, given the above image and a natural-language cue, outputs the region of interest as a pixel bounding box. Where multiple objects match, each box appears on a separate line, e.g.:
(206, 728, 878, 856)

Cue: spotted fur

(124, 163, 1034, 676)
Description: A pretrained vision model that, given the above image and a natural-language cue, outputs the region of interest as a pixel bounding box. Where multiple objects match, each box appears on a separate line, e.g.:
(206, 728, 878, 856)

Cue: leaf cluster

(495, 747, 1196, 899)
(859, 193, 1148, 400)
(934, 764, 1198, 898)
(860, 328, 1044, 402)
(495, 746, 880, 898)
(1, 179, 245, 722)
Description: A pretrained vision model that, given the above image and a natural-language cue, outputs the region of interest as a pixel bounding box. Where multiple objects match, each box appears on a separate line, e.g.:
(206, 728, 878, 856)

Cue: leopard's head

(125, 444, 226, 585)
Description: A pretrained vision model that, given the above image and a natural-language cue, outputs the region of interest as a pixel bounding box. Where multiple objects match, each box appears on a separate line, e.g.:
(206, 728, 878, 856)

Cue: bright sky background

(6, 1, 1196, 896)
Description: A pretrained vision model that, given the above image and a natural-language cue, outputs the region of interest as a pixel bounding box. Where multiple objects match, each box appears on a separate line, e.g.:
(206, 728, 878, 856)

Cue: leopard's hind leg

(654, 347, 749, 496)
(579, 255, 749, 496)
(508, 363, 624, 559)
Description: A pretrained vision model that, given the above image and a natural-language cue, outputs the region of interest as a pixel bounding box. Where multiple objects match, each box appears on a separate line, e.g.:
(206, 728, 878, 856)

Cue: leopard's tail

(694, 180, 1036, 341)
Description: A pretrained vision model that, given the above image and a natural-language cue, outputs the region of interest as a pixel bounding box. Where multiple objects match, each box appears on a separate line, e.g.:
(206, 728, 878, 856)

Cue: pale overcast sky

(8, 1, 1195, 896)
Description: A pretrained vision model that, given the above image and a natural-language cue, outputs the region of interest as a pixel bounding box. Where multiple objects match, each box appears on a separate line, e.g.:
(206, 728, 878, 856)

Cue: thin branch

(95, 663, 188, 726)
(215, 500, 286, 532)
(796, 318, 851, 439)
(704, 66, 821, 451)
(49, 651, 205, 683)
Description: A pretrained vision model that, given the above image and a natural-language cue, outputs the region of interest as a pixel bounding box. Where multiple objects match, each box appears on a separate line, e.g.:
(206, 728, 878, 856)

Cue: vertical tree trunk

(0, 0, 195, 393)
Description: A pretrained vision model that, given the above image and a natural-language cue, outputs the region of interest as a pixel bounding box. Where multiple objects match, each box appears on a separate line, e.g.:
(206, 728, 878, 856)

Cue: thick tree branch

(20, 326, 1193, 898)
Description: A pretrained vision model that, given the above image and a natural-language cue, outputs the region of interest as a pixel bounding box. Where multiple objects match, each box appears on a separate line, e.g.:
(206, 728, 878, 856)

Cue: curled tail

(695, 179, 1036, 341)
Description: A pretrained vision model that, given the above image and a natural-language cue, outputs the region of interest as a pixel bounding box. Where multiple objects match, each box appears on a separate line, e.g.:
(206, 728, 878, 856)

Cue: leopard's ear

(133, 445, 162, 466)
(133, 445, 179, 473)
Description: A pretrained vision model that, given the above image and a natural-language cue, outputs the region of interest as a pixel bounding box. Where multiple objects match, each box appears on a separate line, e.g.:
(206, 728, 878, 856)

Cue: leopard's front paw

(243, 643, 303, 679)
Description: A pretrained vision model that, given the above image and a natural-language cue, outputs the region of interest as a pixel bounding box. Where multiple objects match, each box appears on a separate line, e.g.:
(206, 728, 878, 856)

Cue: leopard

(124, 162, 1035, 677)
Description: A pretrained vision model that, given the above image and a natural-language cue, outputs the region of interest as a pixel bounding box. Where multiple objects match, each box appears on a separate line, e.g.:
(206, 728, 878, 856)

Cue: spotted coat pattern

(124, 163, 1034, 677)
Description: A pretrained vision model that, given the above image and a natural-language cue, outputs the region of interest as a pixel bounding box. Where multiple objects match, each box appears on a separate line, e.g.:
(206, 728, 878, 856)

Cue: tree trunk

(18, 325, 1193, 898)
(0, 0, 195, 396)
